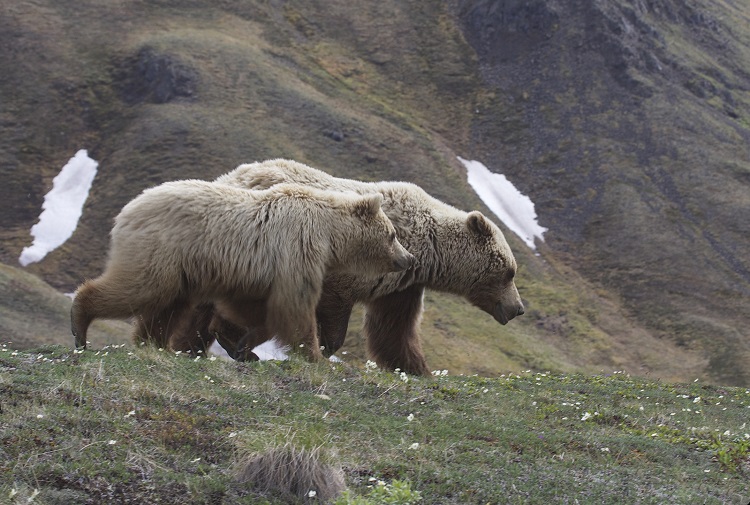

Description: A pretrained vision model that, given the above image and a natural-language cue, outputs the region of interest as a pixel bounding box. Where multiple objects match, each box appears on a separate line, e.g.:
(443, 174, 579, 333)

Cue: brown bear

(171, 159, 525, 375)
(70, 179, 415, 361)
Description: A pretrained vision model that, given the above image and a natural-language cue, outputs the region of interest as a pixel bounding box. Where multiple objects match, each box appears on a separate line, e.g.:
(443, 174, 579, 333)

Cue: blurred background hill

(1, 0, 748, 385)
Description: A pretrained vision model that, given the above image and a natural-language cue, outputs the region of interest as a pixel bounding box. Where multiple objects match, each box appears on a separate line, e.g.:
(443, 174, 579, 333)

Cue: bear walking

(71, 180, 414, 361)
(170, 160, 524, 375)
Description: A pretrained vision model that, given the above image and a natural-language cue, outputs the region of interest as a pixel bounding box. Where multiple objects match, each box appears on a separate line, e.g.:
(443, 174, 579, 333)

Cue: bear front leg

(316, 289, 355, 357)
(209, 312, 264, 361)
(363, 284, 430, 376)
(211, 298, 273, 361)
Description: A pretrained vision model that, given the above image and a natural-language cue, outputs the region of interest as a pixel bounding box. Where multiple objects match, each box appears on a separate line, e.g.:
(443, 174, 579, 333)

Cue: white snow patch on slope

(458, 156, 547, 250)
(19, 150, 98, 266)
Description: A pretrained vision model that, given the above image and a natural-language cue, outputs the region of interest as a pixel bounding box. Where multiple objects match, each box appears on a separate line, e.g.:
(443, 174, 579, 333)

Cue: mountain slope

(0, 0, 748, 384)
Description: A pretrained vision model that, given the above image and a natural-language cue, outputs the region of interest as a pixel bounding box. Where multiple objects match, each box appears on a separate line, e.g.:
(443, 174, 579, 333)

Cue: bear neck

(410, 210, 478, 295)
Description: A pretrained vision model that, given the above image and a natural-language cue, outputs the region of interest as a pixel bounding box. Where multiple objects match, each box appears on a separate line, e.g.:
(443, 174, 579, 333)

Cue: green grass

(1, 344, 748, 504)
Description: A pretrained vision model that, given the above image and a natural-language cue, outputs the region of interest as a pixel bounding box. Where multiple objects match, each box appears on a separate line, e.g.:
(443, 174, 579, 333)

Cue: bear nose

(393, 252, 415, 271)
(517, 305, 525, 316)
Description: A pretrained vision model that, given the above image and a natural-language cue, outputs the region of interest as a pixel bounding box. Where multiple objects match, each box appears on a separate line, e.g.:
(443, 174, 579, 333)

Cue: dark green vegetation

(1, 345, 748, 503)
(1, 1, 749, 384)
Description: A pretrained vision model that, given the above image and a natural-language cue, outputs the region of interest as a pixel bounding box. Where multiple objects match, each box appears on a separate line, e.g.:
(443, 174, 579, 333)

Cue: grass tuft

(235, 442, 346, 502)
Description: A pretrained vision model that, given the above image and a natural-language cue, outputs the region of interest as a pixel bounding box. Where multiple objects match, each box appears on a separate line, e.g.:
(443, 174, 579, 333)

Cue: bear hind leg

(133, 299, 192, 350)
(71, 278, 143, 349)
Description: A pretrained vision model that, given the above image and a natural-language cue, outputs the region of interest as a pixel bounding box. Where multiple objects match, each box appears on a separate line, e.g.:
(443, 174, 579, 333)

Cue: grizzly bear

(70, 180, 415, 361)
(171, 159, 525, 375)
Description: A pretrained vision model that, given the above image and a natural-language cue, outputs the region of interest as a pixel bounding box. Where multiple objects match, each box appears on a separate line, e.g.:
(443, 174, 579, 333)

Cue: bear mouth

(493, 303, 509, 325)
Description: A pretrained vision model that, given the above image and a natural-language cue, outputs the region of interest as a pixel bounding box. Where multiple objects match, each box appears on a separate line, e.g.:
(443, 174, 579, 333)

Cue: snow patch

(458, 156, 547, 250)
(19, 150, 98, 266)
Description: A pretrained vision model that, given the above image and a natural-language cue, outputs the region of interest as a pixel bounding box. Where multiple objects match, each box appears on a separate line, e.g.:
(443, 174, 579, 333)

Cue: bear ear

(352, 193, 383, 218)
(466, 211, 493, 236)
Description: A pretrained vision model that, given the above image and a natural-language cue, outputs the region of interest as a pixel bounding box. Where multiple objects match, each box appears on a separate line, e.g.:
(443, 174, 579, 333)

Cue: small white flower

(308, 490, 317, 498)
(400, 372, 409, 383)
(124, 410, 136, 418)
(209, 355, 217, 361)
(407, 413, 415, 422)
(581, 412, 592, 421)
(108, 440, 117, 445)
(191, 457, 201, 463)
(228, 432, 238, 438)
(723, 430, 731, 436)
(693, 397, 701, 403)
(408, 442, 419, 450)
(482, 388, 489, 393)
(36, 414, 44, 419)
(601, 447, 610, 452)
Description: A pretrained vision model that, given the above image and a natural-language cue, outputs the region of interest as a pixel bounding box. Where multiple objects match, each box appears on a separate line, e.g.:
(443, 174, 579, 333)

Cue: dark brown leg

(169, 302, 217, 356)
(363, 284, 430, 376)
(316, 289, 355, 357)
(211, 298, 270, 361)
(131, 299, 191, 350)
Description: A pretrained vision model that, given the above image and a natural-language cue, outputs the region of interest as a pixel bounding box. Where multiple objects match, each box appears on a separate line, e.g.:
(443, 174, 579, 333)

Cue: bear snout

(493, 301, 524, 325)
(392, 250, 416, 272)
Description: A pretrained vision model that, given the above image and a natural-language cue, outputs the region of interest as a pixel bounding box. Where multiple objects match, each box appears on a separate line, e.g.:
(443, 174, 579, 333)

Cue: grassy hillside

(1, 345, 748, 504)
(1, 0, 749, 385)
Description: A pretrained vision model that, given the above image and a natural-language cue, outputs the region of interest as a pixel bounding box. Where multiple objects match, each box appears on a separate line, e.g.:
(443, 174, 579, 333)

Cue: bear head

(462, 211, 525, 325)
(338, 193, 416, 276)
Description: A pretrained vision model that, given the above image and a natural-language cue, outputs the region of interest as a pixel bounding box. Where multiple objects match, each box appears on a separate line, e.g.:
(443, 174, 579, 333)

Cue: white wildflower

(308, 490, 317, 498)
(408, 443, 419, 450)
(407, 413, 415, 422)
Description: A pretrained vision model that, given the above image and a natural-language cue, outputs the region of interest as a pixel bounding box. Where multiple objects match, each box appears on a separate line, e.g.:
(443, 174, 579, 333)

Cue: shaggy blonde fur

(179, 160, 524, 375)
(71, 180, 414, 359)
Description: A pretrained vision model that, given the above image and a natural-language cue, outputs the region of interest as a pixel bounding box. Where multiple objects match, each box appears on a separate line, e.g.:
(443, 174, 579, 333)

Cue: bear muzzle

(391, 250, 416, 272)
(493, 301, 525, 325)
